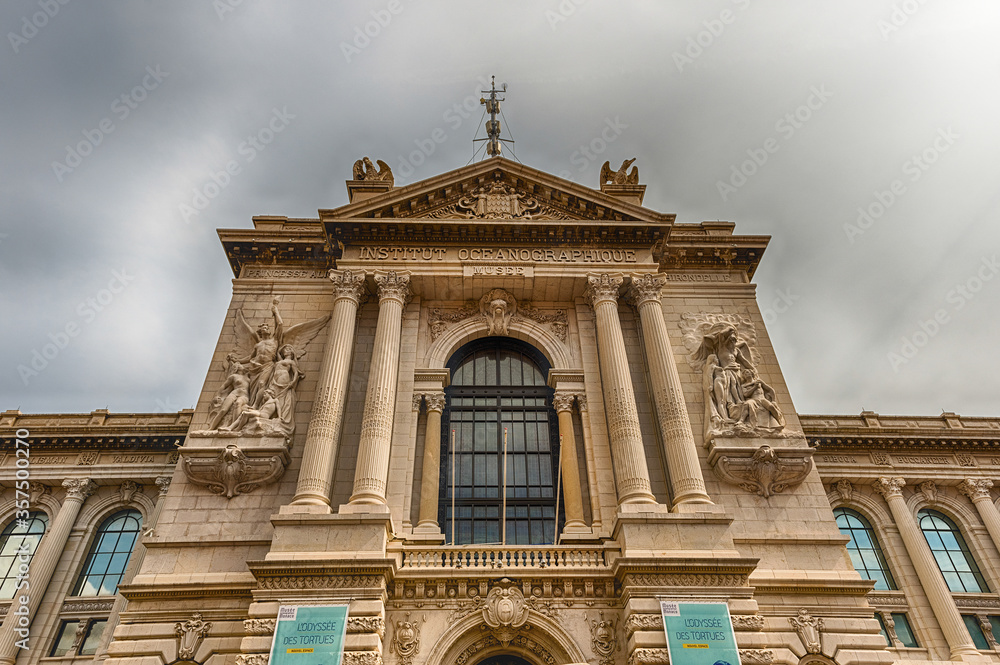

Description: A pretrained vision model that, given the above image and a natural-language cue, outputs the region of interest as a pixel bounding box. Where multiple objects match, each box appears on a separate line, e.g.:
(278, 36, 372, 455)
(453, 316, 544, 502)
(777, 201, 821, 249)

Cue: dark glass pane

(80, 620, 108, 656)
(50, 621, 80, 657)
(892, 614, 919, 648)
(963, 615, 990, 650)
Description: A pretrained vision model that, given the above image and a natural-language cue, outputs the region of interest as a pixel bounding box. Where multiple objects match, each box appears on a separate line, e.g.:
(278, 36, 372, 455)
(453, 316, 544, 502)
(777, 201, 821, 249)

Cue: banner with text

(661, 601, 741, 665)
(269, 605, 349, 665)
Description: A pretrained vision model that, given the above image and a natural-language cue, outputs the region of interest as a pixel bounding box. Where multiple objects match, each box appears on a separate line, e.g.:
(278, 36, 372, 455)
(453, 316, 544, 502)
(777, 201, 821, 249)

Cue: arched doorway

(440, 338, 561, 545)
(475, 656, 536, 665)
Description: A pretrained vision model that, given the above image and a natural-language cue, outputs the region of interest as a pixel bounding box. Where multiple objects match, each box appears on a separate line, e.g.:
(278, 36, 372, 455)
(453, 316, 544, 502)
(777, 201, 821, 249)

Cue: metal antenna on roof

(472, 76, 516, 161)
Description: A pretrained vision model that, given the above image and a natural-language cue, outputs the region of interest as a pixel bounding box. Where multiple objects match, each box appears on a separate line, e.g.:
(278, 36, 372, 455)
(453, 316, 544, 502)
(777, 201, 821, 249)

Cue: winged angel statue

(203, 298, 329, 438)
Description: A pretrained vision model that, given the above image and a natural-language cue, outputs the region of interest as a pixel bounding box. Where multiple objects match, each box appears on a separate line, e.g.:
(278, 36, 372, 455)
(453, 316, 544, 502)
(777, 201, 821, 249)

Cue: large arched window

(72, 509, 142, 597)
(0, 512, 48, 599)
(440, 338, 559, 546)
(918, 509, 988, 593)
(834, 507, 897, 590)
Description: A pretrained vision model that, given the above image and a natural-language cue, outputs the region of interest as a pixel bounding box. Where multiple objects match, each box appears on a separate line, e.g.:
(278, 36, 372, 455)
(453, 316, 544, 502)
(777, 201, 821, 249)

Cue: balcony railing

(399, 545, 613, 569)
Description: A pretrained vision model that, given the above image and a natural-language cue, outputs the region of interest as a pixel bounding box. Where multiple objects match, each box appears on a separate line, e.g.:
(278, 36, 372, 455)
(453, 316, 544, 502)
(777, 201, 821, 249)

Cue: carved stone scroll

(589, 612, 618, 665)
(181, 440, 289, 499)
(482, 581, 529, 646)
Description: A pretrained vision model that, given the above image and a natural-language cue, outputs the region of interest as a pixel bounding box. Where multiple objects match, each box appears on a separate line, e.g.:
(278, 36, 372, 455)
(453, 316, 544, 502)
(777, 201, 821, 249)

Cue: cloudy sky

(2, 1, 998, 419)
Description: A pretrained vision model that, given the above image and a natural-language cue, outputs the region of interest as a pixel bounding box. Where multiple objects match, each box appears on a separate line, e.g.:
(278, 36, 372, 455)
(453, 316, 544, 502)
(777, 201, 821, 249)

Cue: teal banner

(661, 601, 742, 665)
(269, 605, 349, 665)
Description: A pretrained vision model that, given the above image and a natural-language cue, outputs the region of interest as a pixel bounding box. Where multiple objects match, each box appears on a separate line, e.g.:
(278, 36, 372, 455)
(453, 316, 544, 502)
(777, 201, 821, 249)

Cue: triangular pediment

(320, 158, 673, 224)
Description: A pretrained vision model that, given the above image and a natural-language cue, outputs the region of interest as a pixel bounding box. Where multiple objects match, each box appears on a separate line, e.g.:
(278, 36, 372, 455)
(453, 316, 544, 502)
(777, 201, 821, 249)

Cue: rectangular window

(50, 621, 81, 657)
(962, 615, 990, 650)
(80, 619, 108, 656)
(876, 613, 918, 648)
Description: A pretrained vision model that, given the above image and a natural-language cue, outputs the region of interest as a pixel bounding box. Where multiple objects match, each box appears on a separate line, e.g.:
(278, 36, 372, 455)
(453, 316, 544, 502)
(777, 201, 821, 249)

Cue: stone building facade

(0, 158, 998, 665)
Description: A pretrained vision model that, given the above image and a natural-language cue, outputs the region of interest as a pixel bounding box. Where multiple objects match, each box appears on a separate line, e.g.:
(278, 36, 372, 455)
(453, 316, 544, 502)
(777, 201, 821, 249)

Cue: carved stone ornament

(182, 442, 289, 499)
(118, 480, 140, 503)
(878, 612, 903, 648)
(517, 303, 568, 342)
(919, 480, 938, 504)
(244, 618, 276, 636)
(480, 289, 517, 336)
(625, 273, 665, 307)
(872, 477, 906, 500)
(959, 478, 994, 502)
(175, 613, 211, 660)
(679, 313, 785, 439)
(585, 273, 624, 306)
(155, 476, 172, 496)
(28, 482, 49, 505)
(428, 303, 478, 340)
(481, 580, 529, 646)
(739, 649, 775, 664)
(375, 270, 412, 305)
(627, 648, 670, 665)
(456, 175, 540, 219)
(456, 635, 554, 665)
(789, 609, 824, 655)
(601, 158, 639, 185)
(834, 479, 853, 502)
(732, 614, 765, 631)
(330, 269, 368, 304)
(589, 611, 619, 665)
(353, 157, 394, 186)
(424, 392, 446, 413)
(870, 450, 891, 466)
(711, 444, 813, 498)
(977, 614, 1000, 648)
(62, 478, 97, 501)
(551, 392, 577, 414)
(390, 613, 423, 665)
(195, 297, 330, 438)
(343, 652, 382, 665)
(348, 616, 386, 639)
(236, 655, 270, 665)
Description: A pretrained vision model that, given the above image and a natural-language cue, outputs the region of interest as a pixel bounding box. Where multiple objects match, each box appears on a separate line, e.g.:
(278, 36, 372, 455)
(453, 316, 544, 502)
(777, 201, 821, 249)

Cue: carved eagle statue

(352, 156, 394, 187)
(600, 158, 639, 185)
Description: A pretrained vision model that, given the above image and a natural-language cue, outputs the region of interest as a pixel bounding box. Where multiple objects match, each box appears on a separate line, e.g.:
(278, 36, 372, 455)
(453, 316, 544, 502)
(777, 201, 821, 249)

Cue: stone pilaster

(415, 392, 446, 535)
(585, 273, 657, 507)
(873, 477, 980, 660)
(552, 391, 587, 534)
(346, 270, 411, 510)
(0, 479, 97, 665)
(291, 269, 367, 510)
(627, 273, 713, 509)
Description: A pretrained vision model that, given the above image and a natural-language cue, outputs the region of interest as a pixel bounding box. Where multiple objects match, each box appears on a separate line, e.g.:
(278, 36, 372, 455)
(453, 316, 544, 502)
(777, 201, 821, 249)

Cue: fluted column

(0, 479, 97, 665)
(415, 392, 446, 531)
(291, 269, 367, 508)
(873, 477, 980, 660)
(960, 479, 1000, 558)
(347, 270, 411, 508)
(552, 392, 587, 531)
(585, 273, 657, 506)
(627, 273, 713, 508)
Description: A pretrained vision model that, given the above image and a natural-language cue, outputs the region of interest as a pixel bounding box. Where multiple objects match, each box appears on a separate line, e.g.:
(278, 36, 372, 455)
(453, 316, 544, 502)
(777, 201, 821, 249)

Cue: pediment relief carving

(428, 290, 568, 342)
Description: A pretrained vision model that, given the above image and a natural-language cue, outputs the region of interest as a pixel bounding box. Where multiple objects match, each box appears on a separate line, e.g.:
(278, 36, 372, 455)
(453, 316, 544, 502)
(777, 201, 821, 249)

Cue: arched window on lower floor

(440, 338, 561, 546)
(0, 512, 48, 599)
(72, 509, 142, 597)
(834, 507, 897, 590)
(918, 509, 988, 593)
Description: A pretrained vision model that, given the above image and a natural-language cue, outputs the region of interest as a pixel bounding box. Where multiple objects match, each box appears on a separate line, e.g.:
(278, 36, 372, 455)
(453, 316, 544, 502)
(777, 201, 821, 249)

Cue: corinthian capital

(424, 392, 446, 413)
(625, 273, 667, 308)
(374, 270, 412, 305)
(959, 478, 994, 502)
(551, 392, 576, 413)
(329, 269, 368, 304)
(63, 478, 98, 501)
(585, 273, 624, 308)
(872, 477, 906, 499)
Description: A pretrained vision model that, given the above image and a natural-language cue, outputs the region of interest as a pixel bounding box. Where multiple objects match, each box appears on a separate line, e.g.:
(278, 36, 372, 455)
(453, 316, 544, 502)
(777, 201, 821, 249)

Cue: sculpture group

(203, 298, 329, 438)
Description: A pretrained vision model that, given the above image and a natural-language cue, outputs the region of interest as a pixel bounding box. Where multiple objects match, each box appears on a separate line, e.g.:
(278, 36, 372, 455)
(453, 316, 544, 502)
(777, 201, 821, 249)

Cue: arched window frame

(0, 512, 49, 599)
(440, 338, 562, 546)
(71, 508, 143, 597)
(834, 506, 898, 590)
(918, 509, 989, 593)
